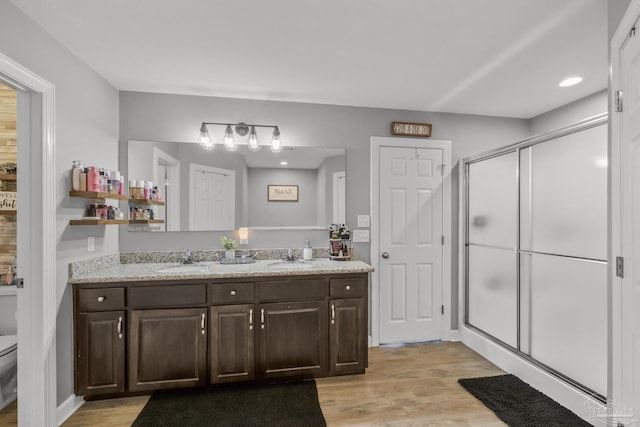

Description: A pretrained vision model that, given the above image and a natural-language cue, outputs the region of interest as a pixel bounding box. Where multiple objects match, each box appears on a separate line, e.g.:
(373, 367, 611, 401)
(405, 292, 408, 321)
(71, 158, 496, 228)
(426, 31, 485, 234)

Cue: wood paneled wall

(0, 83, 17, 273)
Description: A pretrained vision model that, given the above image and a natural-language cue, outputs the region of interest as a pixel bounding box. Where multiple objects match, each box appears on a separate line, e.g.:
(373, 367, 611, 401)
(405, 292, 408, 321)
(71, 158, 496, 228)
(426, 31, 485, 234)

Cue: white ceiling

(10, 0, 608, 119)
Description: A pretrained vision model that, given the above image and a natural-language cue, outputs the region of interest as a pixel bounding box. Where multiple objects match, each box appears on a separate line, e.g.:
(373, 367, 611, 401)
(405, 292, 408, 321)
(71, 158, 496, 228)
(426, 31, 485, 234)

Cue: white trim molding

(610, 0, 640, 421)
(370, 136, 453, 346)
(0, 51, 57, 426)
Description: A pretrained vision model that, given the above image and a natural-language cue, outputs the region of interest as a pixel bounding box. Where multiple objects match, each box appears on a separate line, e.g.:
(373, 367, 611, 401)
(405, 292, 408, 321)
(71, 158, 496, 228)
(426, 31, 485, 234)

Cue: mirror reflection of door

(153, 147, 180, 232)
(189, 164, 235, 231)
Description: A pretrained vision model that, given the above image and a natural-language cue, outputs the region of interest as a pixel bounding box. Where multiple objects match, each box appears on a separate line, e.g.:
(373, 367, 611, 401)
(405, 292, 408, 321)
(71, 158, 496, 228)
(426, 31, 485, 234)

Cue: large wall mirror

(126, 140, 346, 232)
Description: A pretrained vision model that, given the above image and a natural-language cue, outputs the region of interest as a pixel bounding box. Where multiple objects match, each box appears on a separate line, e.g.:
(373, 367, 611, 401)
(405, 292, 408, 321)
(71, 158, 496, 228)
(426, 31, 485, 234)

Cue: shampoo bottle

(87, 167, 100, 192)
(70, 160, 83, 191)
(303, 240, 313, 261)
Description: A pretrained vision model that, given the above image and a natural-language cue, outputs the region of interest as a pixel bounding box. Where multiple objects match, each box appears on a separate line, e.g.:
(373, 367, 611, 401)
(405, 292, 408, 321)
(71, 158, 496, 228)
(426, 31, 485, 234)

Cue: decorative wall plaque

(391, 121, 432, 137)
(267, 185, 299, 202)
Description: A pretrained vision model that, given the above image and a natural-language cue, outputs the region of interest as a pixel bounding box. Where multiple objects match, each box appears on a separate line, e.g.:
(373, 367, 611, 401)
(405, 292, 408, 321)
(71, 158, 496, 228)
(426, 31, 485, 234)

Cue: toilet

(0, 286, 17, 410)
(0, 334, 17, 409)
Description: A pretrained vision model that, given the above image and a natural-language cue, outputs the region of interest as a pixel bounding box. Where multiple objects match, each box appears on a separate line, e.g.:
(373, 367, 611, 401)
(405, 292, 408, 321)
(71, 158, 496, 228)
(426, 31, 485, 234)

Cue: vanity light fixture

(198, 122, 282, 152)
(558, 76, 583, 87)
(238, 227, 249, 245)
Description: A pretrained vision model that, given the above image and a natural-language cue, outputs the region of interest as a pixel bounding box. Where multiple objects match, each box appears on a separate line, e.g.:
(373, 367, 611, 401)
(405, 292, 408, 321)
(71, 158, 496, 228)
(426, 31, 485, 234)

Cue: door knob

(382, 252, 390, 259)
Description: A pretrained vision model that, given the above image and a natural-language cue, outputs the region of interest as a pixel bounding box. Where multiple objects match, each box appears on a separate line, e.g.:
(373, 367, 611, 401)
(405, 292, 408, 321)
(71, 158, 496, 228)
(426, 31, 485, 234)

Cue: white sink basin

(268, 261, 315, 270)
(156, 265, 207, 274)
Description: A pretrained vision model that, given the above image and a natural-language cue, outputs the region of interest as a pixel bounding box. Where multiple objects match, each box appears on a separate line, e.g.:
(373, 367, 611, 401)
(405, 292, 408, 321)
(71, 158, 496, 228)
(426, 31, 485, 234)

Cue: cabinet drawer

(211, 282, 255, 304)
(77, 288, 125, 311)
(259, 279, 327, 301)
(129, 284, 207, 308)
(330, 277, 365, 298)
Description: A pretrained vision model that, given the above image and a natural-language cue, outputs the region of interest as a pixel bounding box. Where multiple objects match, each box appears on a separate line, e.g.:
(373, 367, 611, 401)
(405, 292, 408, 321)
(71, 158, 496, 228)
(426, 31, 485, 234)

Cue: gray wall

(0, 2, 119, 406)
(530, 90, 607, 135)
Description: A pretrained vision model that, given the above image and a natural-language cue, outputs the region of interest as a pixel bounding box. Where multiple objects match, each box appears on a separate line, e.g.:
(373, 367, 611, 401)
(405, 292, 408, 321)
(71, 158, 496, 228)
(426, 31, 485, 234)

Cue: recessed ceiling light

(280, 161, 288, 166)
(558, 76, 583, 87)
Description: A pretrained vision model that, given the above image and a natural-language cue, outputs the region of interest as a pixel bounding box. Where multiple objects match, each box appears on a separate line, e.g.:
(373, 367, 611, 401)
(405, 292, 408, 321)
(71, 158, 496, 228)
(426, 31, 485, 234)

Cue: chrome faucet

(285, 248, 295, 262)
(183, 250, 194, 264)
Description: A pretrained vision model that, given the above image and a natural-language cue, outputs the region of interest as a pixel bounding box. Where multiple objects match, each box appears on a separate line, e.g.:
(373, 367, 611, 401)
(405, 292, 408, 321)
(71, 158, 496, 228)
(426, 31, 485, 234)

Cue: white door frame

(0, 53, 57, 425)
(610, 0, 640, 417)
(370, 137, 452, 346)
(332, 170, 346, 224)
(152, 146, 180, 231)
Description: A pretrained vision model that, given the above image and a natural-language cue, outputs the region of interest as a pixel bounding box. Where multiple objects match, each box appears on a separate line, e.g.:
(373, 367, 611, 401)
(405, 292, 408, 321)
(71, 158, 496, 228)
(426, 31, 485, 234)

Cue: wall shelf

(0, 210, 17, 215)
(129, 219, 164, 224)
(0, 174, 17, 181)
(69, 191, 128, 200)
(70, 219, 129, 226)
(129, 198, 164, 206)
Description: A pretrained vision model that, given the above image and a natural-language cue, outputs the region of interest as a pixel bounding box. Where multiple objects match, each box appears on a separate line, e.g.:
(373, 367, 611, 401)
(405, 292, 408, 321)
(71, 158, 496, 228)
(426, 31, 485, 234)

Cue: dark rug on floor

(131, 380, 326, 427)
(458, 374, 592, 427)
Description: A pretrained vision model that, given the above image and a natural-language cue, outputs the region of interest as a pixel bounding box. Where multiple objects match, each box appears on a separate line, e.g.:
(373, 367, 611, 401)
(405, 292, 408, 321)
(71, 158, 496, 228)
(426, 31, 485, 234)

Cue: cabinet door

(129, 308, 207, 392)
(210, 304, 255, 384)
(76, 311, 125, 396)
(258, 300, 328, 379)
(330, 298, 367, 375)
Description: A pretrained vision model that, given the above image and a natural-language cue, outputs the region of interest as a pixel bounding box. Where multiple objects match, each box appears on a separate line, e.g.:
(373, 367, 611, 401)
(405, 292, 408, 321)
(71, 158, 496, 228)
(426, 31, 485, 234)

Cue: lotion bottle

(303, 240, 313, 260)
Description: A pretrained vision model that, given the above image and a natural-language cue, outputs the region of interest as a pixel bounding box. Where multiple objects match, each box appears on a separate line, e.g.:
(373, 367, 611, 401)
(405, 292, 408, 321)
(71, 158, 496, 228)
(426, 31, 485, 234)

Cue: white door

(619, 14, 640, 421)
(190, 164, 235, 231)
(379, 146, 443, 343)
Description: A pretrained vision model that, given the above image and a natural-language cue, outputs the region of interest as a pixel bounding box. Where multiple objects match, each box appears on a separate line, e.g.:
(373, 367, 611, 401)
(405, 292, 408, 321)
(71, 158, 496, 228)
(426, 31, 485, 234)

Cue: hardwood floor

(0, 341, 506, 426)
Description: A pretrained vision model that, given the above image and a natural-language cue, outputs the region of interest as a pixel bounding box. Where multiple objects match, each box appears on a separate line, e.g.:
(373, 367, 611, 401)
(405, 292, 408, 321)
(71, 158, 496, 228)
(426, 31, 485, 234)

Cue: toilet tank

(0, 286, 17, 335)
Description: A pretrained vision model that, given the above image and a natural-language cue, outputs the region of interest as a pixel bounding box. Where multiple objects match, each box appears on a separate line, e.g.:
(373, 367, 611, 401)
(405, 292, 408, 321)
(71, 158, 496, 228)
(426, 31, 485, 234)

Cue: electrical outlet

(87, 236, 95, 252)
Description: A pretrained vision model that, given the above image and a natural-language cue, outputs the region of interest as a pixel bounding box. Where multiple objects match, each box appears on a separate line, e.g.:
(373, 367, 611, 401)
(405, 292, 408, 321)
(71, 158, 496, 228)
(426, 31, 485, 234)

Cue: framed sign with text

(268, 185, 299, 202)
(391, 121, 432, 137)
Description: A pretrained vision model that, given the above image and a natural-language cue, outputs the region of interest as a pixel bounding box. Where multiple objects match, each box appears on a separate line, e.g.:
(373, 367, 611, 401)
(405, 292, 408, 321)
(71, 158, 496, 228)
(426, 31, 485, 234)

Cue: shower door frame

(462, 112, 608, 403)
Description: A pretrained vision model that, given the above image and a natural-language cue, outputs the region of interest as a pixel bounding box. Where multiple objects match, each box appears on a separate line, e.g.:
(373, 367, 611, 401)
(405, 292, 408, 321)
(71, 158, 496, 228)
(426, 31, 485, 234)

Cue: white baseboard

(461, 326, 604, 423)
(57, 394, 84, 426)
(446, 329, 460, 341)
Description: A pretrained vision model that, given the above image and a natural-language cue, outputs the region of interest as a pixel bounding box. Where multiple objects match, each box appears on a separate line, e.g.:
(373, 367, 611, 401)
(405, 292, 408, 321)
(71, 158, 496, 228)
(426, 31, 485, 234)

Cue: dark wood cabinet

(210, 304, 255, 384)
(76, 311, 125, 397)
(330, 298, 366, 375)
(73, 272, 368, 398)
(258, 300, 328, 379)
(129, 308, 208, 392)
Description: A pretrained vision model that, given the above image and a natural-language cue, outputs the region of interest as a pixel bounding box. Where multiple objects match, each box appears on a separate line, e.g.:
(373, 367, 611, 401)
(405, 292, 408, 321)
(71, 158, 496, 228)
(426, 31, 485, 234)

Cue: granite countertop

(68, 257, 374, 284)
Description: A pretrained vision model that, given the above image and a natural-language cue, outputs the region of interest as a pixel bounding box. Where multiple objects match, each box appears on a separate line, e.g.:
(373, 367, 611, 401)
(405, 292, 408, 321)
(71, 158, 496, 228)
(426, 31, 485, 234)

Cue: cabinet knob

(230, 290, 236, 296)
(97, 296, 105, 302)
(345, 285, 351, 291)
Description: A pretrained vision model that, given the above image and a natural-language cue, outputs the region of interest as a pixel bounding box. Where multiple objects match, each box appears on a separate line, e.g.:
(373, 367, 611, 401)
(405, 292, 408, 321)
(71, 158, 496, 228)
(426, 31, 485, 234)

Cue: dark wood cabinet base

(73, 273, 368, 398)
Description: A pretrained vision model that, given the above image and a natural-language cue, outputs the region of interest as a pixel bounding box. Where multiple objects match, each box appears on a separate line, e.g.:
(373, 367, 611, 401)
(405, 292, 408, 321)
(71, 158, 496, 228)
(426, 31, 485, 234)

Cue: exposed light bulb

(280, 161, 288, 166)
(248, 125, 261, 152)
(198, 123, 214, 150)
(223, 124, 237, 151)
(271, 126, 282, 153)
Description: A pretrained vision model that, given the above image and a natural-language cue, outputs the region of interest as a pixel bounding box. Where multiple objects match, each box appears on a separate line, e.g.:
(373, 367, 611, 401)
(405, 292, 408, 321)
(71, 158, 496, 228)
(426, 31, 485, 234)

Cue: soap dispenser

(303, 240, 313, 261)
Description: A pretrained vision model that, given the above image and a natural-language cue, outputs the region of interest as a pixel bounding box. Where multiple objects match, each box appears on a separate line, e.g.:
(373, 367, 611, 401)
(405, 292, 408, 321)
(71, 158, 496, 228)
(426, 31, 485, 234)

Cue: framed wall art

(391, 121, 432, 137)
(267, 185, 299, 202)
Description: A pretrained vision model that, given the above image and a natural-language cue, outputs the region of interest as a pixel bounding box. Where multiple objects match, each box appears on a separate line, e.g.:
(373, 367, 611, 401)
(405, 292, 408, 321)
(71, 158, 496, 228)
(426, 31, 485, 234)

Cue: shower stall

(462, 114, 607, 400)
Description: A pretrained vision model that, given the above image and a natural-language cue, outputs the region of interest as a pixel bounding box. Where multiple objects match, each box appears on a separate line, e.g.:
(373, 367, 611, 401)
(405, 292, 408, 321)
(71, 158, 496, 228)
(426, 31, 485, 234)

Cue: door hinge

(441, 305, 444, 315)
(441, 235, 445, 245)
(615, 90, 623, 112)
(616, 256, 624, 278)
(437, 164, 446, 176)
(15, 277, 24, 288)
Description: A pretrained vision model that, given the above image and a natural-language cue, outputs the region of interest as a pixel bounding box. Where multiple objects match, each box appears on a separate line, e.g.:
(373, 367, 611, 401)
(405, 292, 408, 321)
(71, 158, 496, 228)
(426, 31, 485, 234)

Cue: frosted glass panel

(468, 245, 517, 347)
(468, 152, 517, 248)
(523, 253, 606, 396)
(524, 125, 607, 260)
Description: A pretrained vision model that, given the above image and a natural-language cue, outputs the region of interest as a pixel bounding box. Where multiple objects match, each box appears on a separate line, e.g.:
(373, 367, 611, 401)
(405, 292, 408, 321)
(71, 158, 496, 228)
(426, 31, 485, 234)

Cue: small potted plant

(220, 236, 237, 259)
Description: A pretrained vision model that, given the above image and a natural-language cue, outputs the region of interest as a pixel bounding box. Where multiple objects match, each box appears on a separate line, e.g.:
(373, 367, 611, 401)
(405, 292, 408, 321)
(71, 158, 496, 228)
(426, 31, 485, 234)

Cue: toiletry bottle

(79, 168, 87, 191)
(70, 160, 83, 191)
(303, 240, 313, 260)
(87, 166, 100, 192)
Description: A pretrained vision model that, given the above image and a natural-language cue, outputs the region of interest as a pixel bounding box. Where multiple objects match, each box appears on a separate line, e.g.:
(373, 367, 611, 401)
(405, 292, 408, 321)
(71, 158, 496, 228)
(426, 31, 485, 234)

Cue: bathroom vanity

(69, 257, 372, 398)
